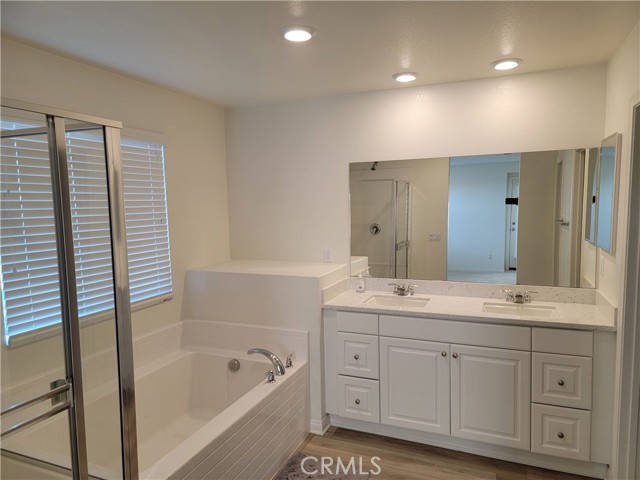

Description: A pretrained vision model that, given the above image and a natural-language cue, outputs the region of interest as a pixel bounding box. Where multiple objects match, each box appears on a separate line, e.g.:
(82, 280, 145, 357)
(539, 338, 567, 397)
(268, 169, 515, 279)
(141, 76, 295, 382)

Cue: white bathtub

(2, 348, 309, 480)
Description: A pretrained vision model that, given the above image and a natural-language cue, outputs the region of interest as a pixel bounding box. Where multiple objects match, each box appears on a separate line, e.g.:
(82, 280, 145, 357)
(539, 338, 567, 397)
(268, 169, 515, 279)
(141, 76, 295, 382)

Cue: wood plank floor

(299, 427, 598, 480)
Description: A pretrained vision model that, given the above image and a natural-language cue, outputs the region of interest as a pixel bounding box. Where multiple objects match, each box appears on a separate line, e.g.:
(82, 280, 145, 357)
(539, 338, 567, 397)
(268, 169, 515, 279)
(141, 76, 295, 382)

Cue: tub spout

(247, 348, 286, 376)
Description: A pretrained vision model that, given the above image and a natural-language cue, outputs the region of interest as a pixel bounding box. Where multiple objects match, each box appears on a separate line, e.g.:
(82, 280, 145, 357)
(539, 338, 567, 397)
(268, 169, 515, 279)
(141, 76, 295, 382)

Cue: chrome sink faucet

(500, 289, 537, 304)
(247, 348, 286, 376)
(389, 283, 418, 296)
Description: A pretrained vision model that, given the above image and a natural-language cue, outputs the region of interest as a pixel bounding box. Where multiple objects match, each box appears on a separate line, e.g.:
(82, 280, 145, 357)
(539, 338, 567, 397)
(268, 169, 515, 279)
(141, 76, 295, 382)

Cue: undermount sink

(482, 302, 556, 318)
(365, 295, 430, 308)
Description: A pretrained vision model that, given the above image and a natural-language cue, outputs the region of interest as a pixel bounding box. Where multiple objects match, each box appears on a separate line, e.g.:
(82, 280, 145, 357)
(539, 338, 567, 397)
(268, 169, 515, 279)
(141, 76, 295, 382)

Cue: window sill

(4, 294, 173, 348)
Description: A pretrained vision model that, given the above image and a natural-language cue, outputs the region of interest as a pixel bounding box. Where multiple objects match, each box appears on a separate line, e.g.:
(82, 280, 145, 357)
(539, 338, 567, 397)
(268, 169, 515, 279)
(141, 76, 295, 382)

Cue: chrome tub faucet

(247, 348, 286, 376)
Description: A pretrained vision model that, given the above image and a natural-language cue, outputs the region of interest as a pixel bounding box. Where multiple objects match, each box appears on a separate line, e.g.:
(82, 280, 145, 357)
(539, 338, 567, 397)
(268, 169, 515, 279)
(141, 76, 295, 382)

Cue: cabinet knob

(441, 351, 447, 357)
(452, 353, 459, 359)
(557, 432, 565, 439)
(557, 379, 565, 386)
(355, 399, 361, 405)
(354, 354, 360, 360)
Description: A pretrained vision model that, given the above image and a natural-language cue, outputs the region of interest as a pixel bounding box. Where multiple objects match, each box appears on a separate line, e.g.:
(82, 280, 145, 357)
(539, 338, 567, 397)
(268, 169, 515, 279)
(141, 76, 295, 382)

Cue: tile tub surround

(325, 289, 615, 331)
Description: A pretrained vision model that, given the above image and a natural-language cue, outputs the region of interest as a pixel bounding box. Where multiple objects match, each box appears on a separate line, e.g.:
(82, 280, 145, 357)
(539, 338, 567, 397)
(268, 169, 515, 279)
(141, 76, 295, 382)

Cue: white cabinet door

(380, 337, 450, 435)
(451, 344, 531, 450)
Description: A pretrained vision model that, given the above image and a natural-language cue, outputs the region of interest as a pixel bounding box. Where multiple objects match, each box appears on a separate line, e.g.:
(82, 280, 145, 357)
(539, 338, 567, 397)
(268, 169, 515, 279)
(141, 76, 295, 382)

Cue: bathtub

(2, 348, 309, 480)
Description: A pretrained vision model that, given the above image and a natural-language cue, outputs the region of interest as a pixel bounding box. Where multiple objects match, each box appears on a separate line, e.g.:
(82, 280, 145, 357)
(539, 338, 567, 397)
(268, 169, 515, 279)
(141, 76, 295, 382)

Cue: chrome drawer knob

(354, 354, 360, 360)
(355, 399, 361, 405)
(452, 353, 459, 359)
(441, 351, 447, 357)
(558, 432, 565, 439)
(557, 379, 565, 386)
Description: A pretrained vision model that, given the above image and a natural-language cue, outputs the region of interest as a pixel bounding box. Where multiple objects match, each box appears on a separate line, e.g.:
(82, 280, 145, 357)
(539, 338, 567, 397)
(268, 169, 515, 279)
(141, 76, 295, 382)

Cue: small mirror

(595, 133, 622, 254)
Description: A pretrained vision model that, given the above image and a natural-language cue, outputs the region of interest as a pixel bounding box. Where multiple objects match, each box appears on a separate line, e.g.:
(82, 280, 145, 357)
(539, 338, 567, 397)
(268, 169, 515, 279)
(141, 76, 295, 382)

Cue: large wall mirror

(350, 148, 602, 288)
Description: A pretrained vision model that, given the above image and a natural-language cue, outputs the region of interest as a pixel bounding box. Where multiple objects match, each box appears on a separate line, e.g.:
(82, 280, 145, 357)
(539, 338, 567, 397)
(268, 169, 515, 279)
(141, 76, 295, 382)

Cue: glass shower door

(1, 107, 76, 478)
(1, 102, 137, 480)
(63, 121, 125, 479)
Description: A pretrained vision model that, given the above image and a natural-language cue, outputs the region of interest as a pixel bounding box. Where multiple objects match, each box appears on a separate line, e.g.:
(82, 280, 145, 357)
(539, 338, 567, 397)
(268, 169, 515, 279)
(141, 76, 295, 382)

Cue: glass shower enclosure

(0, 99, 138, 479)
(350, 179, 410, 278)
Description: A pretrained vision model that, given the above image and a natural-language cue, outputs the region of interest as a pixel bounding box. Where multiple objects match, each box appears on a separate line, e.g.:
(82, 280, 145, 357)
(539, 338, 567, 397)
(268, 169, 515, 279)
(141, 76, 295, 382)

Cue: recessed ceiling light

(281, 26, 316, 42)
(393, 72, 418, 83)
(492, 58, 522, 71)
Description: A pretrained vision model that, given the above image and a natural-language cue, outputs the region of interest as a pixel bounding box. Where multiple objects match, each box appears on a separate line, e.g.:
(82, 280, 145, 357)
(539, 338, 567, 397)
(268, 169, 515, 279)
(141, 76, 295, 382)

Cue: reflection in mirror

(584, 147, 599, 244)
(596, 133, 622, 254)
(350, 148, 597, 288)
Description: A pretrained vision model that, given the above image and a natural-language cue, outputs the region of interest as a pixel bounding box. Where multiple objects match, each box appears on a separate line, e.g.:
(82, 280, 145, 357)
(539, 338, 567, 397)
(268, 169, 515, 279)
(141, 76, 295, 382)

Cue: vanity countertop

(323, 290, 616, 331)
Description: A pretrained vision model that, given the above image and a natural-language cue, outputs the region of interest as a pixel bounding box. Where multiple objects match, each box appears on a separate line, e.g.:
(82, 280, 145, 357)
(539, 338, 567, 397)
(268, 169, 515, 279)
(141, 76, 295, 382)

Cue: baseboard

(329, 415, 608, 479)
(310, 414, 331, 435)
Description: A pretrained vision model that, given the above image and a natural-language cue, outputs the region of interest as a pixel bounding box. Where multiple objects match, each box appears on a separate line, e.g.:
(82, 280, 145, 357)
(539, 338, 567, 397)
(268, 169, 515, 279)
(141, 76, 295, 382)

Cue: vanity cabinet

(450, 344, 530, 450)
(324, 305, 614, 477)
(530, 328, 594, 461)
(380, 337, 450, 434)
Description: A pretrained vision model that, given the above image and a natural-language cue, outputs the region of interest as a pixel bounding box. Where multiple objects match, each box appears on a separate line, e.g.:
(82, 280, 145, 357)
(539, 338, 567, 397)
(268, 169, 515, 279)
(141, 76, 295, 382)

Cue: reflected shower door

(394, 181, 410, 279)
(350, 179, 395, 277)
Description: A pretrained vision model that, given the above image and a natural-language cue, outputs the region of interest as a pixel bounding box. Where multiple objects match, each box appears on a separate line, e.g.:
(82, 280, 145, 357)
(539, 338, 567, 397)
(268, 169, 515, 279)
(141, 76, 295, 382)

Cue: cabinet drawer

(338, 376, 380, 423)
(531, 404, 591, 461)
(337, 332, 379, 379)
(337, 311, 378, 335)
(380, 315, 530, 350)
(532, 328, 593, 356)
(532, 353, 592, 409)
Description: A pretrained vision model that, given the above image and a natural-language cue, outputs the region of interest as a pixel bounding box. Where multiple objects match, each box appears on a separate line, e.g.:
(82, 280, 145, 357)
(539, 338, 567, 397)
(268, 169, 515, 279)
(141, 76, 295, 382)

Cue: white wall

(601, 21, 640, 479)
(600, 21, 640, 307)
(1, 39, 230, 381)
(448, 156, 519, 273)
(227, 65, 607, 269)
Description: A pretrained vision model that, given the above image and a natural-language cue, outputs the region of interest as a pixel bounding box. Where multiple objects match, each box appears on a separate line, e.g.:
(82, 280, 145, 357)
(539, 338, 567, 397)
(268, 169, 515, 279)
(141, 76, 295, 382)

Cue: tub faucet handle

(286, 354, 294, 368)
(266, 370, 275, 383)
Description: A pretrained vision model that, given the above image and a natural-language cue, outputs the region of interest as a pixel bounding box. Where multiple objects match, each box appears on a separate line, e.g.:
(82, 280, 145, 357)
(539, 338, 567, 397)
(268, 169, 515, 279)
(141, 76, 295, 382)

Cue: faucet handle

(408, 284, 418, 295)
(286, 354, 294, 368)
(266, 370, 275, 383)
(523, 291, 538, 303)
(499, 289, 515, 302)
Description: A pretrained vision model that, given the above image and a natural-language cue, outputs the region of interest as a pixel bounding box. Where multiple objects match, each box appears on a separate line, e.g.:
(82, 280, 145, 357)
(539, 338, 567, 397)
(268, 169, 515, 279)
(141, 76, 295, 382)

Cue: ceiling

(1, 1, 638, 108)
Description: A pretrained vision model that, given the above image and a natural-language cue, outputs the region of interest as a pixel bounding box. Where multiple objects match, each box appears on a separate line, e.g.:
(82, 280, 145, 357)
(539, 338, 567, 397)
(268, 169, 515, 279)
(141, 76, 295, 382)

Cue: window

(0, 122, 172, 346)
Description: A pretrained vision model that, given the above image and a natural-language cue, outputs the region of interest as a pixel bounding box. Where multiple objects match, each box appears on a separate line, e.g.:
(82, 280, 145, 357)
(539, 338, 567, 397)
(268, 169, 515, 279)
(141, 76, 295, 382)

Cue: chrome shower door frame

(1, 98, 139, 480)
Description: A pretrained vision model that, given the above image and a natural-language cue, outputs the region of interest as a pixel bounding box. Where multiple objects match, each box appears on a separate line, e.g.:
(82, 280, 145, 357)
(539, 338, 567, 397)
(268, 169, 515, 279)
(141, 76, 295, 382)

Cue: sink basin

(365, 295, 429, 308)
(482, 302, 556, 318)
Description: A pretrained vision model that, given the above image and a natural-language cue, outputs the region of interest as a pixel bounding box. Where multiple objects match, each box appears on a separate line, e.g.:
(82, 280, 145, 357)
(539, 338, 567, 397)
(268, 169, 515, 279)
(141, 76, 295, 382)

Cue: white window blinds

(1, 123, 172, 345)
(1, 122, 62, 341)
(121, 139, 172, 304)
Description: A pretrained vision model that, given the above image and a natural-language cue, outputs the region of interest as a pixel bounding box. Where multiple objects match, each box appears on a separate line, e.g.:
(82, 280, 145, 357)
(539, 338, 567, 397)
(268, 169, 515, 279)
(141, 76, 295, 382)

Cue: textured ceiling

(1, 1, 638, 107)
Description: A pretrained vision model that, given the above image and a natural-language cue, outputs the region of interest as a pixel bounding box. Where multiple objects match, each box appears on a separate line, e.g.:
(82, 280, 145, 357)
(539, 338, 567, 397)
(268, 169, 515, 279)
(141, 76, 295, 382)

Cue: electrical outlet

(323, 248, 333, 263)
(428, 233, 441, 242)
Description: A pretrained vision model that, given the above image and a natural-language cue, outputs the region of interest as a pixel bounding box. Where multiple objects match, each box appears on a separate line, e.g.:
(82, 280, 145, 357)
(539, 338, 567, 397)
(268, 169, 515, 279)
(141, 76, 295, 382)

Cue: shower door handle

(0, 381, 72, 438)
(395, 240, 410, 251)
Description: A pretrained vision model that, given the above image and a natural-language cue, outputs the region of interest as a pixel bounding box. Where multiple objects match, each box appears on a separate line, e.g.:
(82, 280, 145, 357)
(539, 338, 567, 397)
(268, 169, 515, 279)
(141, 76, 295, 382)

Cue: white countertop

(324, 290, 616, 331)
